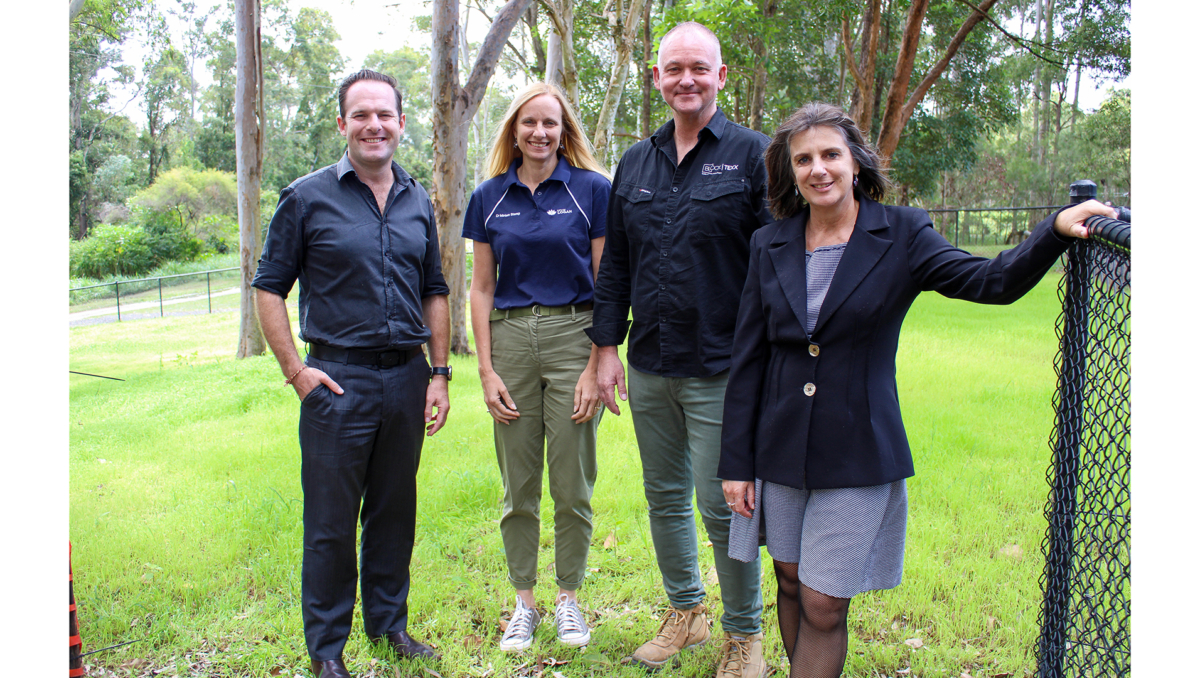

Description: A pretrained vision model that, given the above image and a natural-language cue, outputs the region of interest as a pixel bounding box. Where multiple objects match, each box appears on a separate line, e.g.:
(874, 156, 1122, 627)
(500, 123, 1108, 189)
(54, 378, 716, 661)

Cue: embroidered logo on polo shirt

(702, 163, 740, 175)
(546, 209, 574, 216)
(495, 212, 521, 218)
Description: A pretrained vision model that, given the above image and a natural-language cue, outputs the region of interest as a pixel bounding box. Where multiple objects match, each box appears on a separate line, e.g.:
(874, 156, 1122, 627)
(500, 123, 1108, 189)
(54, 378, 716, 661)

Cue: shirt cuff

(250, 259, 298, 299)
(584, 320, 631, 347)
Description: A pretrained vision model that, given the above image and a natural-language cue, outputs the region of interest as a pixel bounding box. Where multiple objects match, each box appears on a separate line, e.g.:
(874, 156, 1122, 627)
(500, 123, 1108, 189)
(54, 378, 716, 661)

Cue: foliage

(70, 223, 157, 278)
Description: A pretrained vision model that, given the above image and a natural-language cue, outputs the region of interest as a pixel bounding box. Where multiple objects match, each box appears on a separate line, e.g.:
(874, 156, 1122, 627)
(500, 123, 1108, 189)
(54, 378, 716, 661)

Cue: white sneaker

(554, 593, 591, 647)
(499, 597, 540, 652)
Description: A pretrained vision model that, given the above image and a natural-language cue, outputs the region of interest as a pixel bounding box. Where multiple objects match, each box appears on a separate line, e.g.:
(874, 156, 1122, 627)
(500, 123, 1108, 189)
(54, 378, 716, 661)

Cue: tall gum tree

(234, 0, 266, 358)
(432, 0, 537, 355)
(592, 0, 648, 164)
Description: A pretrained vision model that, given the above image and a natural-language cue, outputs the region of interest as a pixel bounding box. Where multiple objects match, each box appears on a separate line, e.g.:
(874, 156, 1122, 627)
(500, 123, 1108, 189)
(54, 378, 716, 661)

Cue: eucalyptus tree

(431, 0, 536, 354)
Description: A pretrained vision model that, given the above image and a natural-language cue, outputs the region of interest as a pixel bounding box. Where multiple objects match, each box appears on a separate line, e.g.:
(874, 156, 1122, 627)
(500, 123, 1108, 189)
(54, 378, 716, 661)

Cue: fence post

(115, 280, 121, 322)
(159, 278, 164, 317)
(1036, 180, 1093, 677)
(207, 271, 212, 314)
(954, 210, 960, 248)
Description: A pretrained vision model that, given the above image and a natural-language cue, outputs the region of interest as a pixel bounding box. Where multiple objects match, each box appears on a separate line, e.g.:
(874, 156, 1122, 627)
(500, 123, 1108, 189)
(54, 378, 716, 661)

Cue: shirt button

(666, 219, 672, 224)
(672, 187, 678, 193)
(537, 191, 543, 195)
(660, 284, 666, 290)
(804, 383, 816, 396)
(809, 344, 820, 357)
(661, 250, 668, 257)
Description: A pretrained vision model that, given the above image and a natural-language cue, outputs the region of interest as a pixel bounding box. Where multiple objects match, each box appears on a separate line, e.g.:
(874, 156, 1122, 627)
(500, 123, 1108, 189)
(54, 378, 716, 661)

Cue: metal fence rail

(69, 267, 241, 323)
(1036, 188, 1131, 676)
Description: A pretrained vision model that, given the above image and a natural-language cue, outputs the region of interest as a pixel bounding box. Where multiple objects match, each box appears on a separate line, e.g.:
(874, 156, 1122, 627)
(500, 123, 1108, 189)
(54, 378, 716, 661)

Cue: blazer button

(804, 383, 816, 396)
(808, 344, 820, 357)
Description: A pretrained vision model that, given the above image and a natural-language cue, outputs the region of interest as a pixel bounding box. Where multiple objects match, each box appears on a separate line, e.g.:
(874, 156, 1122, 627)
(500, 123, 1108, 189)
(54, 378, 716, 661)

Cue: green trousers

(491, 312, 600, 591)
(627, 368, 764, 635)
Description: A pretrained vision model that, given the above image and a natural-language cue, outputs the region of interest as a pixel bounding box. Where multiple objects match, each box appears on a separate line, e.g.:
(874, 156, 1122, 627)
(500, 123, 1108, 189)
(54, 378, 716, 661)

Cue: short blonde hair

(484, 82, 610, 180)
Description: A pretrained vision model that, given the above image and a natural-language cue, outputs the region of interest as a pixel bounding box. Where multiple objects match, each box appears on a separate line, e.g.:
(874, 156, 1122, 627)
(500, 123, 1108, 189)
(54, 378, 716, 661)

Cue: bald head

(657, 22, 722, 69)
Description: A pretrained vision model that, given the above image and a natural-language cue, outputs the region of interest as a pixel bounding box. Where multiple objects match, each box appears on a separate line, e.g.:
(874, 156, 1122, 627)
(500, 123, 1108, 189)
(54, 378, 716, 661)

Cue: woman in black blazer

(717, 103, 1115, 678)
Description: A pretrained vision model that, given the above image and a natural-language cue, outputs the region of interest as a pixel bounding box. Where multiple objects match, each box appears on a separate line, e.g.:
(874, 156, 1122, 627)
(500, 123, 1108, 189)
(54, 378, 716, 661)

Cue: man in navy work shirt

(587, 22, 773, 678)
(252, 69, 451, 678)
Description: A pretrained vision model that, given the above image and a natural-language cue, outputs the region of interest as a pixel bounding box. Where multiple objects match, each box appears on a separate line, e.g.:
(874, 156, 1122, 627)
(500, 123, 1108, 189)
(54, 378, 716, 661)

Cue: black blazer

(717, 196, 1071, 490)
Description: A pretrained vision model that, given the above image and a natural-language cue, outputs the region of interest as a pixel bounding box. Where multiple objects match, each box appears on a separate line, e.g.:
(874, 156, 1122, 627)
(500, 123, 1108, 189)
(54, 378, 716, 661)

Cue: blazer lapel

(812, 198, 893, 335)
(766, 214, 810, 336)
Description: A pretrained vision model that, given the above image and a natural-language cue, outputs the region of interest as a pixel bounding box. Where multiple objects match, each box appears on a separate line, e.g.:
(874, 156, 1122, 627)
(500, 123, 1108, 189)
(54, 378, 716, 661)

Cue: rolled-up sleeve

(252, 187, 304, 298)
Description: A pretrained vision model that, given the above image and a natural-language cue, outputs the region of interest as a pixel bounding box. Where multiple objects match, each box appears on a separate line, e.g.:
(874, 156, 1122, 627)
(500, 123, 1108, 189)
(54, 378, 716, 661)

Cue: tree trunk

(432, 0, 536, 355)
(875, 0, 998, 162)
(522, 5, 547, 79)
(234, 0, 266, 358)
(593, 0, 647, 164)
(543, 0, 578, 106)
(843, 0, 880, 137)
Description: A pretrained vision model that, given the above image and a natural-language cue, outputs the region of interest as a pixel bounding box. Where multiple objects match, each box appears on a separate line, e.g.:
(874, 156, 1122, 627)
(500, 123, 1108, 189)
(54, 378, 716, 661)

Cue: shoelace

(555, 598, 586, 636)
(719, 635, 752, 671)
(654, 608, 688, 640)
(504, 603, 536, 641)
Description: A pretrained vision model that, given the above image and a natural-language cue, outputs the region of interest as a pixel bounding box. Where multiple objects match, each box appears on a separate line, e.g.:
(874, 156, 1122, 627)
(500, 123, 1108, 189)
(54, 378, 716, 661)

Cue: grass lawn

(70, 276, 1064, 677)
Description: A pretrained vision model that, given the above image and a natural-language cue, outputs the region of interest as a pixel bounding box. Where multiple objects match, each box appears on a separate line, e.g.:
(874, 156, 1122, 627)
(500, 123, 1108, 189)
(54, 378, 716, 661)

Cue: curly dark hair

(764, 102, 889, 220)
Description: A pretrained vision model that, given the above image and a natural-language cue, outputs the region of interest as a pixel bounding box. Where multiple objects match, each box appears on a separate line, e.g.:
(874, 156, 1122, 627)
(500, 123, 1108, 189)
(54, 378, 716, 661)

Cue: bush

(70, 223, 157, 278)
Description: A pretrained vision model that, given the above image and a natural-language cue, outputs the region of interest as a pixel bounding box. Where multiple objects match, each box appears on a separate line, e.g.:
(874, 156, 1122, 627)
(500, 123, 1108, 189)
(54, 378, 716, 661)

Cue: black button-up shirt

(586, 109, 771, 377)
(252, 153, 449, 351)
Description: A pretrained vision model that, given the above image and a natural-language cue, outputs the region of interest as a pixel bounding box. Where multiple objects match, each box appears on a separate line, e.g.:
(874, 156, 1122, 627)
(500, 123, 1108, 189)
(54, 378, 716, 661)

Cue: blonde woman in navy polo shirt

(463, 82, 611, 653)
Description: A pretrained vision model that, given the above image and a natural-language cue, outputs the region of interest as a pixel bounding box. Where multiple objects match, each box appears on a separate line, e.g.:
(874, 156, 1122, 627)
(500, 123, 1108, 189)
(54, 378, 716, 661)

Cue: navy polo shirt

(462, 158, 609, 310)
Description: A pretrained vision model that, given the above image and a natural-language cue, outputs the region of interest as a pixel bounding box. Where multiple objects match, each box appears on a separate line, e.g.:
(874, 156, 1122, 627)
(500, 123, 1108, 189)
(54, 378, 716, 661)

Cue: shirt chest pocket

(615, 182, 656, 231)
(690, 179, 747, 238)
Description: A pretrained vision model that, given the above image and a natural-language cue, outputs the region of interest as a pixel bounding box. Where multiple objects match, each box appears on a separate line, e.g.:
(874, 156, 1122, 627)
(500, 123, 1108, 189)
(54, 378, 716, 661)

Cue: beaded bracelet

(284, 365, 308, 385)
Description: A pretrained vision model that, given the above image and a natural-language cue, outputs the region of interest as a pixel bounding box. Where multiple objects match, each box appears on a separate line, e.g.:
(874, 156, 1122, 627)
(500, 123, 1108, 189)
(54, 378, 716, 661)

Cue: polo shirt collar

(500, 155, 573, 190)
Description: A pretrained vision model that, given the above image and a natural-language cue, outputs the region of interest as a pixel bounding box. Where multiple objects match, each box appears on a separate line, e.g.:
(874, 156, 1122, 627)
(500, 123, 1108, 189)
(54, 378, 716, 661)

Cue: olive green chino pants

(490, 312, 600, 591)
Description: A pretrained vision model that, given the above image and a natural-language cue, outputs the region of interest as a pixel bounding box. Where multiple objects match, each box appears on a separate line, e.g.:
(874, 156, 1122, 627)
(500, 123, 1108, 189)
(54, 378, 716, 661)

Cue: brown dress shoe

(381, 630, 441, 660)
(310, 658, 354, 678)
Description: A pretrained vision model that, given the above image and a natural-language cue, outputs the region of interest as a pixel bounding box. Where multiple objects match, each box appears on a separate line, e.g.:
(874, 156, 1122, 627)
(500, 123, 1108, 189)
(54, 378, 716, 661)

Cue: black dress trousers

(298, 354, 429, 661)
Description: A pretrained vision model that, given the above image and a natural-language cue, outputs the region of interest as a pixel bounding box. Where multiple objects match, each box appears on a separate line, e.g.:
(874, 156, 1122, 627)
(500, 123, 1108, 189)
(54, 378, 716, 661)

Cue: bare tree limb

(462, 0, 537, 118)
(954, 0, 1067, 65)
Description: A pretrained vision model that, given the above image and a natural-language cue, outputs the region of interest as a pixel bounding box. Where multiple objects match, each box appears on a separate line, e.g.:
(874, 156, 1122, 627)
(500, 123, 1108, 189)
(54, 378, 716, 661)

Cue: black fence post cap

(1070, 180, 1097, 204)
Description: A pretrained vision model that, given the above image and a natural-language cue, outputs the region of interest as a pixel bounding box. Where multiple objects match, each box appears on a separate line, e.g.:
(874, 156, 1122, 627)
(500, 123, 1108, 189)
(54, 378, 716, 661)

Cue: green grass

(70, 276, 1064, 677)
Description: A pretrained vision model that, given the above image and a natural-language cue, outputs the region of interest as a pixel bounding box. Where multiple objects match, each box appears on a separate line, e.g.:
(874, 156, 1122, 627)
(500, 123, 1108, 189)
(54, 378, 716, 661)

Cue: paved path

(69, 288, 240, 325)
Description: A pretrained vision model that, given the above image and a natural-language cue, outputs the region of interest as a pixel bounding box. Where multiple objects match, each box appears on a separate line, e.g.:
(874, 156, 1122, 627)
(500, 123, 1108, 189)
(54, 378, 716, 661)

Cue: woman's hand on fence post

(1054, 200, 1120, 239)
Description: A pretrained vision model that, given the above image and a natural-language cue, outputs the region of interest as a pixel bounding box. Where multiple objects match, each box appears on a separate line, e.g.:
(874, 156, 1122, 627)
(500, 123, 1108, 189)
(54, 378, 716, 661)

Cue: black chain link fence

(1036, 197, 1130, 677)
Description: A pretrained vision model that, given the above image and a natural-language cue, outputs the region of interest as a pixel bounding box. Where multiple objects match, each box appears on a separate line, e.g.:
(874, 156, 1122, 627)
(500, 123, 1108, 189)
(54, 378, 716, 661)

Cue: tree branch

(953, 0, 1067, 66)
(461, 0, 537, 118)
(841, 18, 868, 96)
(901, 0, 1000, 123)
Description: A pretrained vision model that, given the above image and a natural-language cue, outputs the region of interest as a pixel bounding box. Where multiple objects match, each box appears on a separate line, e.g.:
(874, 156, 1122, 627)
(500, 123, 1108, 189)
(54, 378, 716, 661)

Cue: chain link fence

(1036, 201, 1131, 676)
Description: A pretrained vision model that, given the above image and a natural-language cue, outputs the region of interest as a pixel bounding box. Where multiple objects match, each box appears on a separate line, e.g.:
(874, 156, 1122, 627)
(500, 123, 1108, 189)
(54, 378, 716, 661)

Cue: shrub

(70, 223, 157, 278)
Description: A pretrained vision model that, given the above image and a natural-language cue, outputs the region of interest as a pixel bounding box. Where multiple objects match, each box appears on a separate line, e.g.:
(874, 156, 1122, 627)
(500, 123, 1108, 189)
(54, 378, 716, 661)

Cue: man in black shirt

(587, 22, 772, 678)
(253, 70, 451, 678)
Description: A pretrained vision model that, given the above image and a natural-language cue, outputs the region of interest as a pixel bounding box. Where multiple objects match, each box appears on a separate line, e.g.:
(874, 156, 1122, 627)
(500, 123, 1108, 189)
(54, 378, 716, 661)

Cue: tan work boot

(715, 632, 767, 678)
(629, 603, 711, 669)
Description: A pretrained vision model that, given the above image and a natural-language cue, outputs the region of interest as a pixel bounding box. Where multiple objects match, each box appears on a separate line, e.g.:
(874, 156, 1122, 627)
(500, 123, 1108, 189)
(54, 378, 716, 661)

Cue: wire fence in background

(69, 267, 242, 325)
(1036, 190, 1131, 676)
(928, 205, 1064, 260)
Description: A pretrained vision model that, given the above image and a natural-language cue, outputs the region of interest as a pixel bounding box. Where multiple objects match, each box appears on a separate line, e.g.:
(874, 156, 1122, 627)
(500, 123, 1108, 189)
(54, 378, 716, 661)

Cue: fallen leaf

(897, 669, 911, 675)
(705, 566, 719, 587)
(269, 667, 283, 676)
(904, 638, 924, 650)
(603, 532, 617, 549)
(960, 672, 973, 678)
(990, 673, 1012, 678)
(543, 656, 570, 666)
(421, 668, 443, 678)
(985, 615, 998, 632)
(463, 634, 483, 651)
(998, 544, 1023, 560)
(553, 672, 567, 678)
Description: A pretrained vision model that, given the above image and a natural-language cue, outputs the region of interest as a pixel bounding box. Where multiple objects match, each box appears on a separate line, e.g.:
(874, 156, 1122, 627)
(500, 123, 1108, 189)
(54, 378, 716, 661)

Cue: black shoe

(310, 657, 354, 678)
(380, 630, 440, 660)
